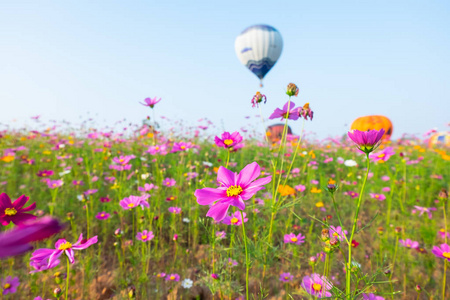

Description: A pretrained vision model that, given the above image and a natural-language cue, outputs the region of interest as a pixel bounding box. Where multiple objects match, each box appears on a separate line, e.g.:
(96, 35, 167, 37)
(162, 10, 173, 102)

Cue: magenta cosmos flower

(140, 96, 161, 108)
(30, 234, 98, 272)
(284, 233, 306, 245)
(269, 101, 300, 121)
(119, 195, 150, 210)
(369, 193, 386, 201)
(95, 212, 110, 220)
(222, 211, 248, 226)
(1, 276, 19, 295)
(399, 239, 419, 249)
(0, 217, 63, 259)
(413, 206, 437, 219)
(194, 162, 272, 221)
(47, 179, 63, 189)
(329, 226, 347, 242)
(165, 273, 180, 282)
(163, 178, 176, 187)
(168, 207, 181, 214)
(369, 146, 395, 162)
(363, 294, 385, 300)
(432, 244, 450, 261)
(348, 129, 385, 154)
(214, 131, 243, 149)
(301, 273, 332, 298)
(0, 193, 36, 226)
(171, 142, 192, 152)
(136, 230, 154, 242)
(37, 170, 54, 177)
(279, 272, 294, 282)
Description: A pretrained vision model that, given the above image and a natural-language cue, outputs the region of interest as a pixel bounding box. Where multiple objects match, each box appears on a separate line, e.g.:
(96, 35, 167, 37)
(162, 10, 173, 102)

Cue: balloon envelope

(235, 25, 283, 83)
(350, 115, 393, 141)
(428, 132, 450, 148)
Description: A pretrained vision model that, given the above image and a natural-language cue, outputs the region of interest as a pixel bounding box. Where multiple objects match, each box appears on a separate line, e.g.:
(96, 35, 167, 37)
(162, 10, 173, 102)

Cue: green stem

(443, 260, 447, 300)
(65, 257, 70, 300)
(346, 153, 370, 299)
(240, 210, 249, 300)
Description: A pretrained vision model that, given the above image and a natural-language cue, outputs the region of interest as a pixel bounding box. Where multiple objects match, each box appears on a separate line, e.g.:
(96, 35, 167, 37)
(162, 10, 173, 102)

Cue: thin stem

(443, 260, 447, 300)
(240, 210, 249, 300)
(65, 257, 70, 300)
(346, 153, 370, 299)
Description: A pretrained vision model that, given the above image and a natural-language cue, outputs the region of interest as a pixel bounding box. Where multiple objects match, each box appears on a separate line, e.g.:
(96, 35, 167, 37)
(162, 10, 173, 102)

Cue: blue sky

(0, 1, 449, 139)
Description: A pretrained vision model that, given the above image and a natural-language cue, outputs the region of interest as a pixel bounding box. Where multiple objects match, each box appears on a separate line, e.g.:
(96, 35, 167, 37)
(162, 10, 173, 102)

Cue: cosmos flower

(163, 178, 176, 187)
(362, 294, 385, 300)
(30, 234, 98, 272)
(138, 183, 157, 192)
(251, 91, 267, 108)
(329, 226, 347, 242)
(214, 131, 243, 149)
(146, 144, 168, 155)
(222, 211, 248, 226)
(216, 231, 226, 239)
(344, 159, 357, 167)
(347, 129, 385, 154)
(119, 195, 150, 210)
(181, 278, 193, 289)
(301, 273, 332, 298)
(136, 230, 154, 242)
(168, 207, 181, 214)
(369, 147, 395, 163)
(171, 142, 192, 153)
(195, 162, 271, 221)
(1, 276, 19, 295)
(369, 193, 386, 201)
(140, 97, 161, 108)
(0, 193, 36, 226)
(269, 101, 300, 121)
(47, 180, 63, 189)
(37, 170, 54, 177)
(286, 83, 299, 97)
(295, 184, 306, 192)
(0, 217, 64, 259)
(298, 103, 314, 121)
(279, 272, 294, 282)
(95, 212, 110, 220)
(431, 244, 450, 261)
(165, 274, 180, 282)
(284, 233, 306, 245)
(112, 155, 135, 166)
(227, 258, 238, 267)
(412, 206, 437, 219)
(399, 239, 419, 249)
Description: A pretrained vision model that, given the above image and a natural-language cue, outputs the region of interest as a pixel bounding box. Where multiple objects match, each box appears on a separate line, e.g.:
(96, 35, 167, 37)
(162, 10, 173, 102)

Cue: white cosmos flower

(181, 278, 193, 289)
(344, 159, 357, 167)
(182, 218, 190, 223)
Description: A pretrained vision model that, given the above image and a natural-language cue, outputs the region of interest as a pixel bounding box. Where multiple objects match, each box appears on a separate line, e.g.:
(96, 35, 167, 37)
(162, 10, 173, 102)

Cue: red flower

(0, 193, 36, 226)
(351, 240, 359, 248)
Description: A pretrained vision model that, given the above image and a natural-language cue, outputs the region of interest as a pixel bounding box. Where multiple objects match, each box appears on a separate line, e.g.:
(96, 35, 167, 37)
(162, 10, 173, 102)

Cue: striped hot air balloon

(428, 132, 450, 148)
(266, 124, 292, 143)
(235, 25, 283, 87)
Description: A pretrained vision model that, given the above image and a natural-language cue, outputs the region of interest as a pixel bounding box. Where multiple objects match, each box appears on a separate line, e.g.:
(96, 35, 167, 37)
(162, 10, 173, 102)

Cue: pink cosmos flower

(112, 155, 135, 166)
(146, 144, 168, 155)
(344, 191, 359, 199)
(195, 162, 272, 221)
(369, 146, 395, 162)
(295, 184, 306, 192)
(269, 101, 300, 121)
(47, 179, 63, 189)
(279, 272, 294, 282)
(119, 195, 150, 210)
(412, 206, 437, 219)
(347, 129, 385, 154)
(30, 234, 98, 272)
(329, 226, 347, 242)
(136, 230, 154, 242)
(37, 170, 54, 177)
(222, 211, 248, 226)
(0, 217, 63, 259)
(438, 229, 450, 239)
(369, 193, 386, 201)
(301, 273, 332, 298)
(381, 176, 390, 181)
(432, 244, 450, 261)
(0, 193, 36, 226)
(227, 258, 238, 267)
(284, 233, 306, 245)
(72, 180, 84, 186)
(363, 294, 385, 300)
(399, 239, 419, 249)
(165, 273, 180, 282)
(171, 142, 192, 152)
(1, 276, 19, 295)
(216, 231, 226, 239)
(163, 178, 176, 187)
(140, 97, 161, 108)
(95, 212, 110, 220)
(138, 183, 157, 192)
(156, 272, 166, 279)
(382, 187, 390, 192)
(84, 189, 98, 196)
(168, 207, 181, 214)
(214, 131, 243, 149)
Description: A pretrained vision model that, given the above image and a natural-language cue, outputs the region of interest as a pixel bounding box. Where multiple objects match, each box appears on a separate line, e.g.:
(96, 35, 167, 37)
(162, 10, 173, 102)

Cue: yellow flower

(1, 155, 14, 163)
(42, 150, 52, 155)
(311, 187, 322, 194)
(315, 201, 324, 208)
(328, 178, 336, 185)
(278, 185, 296, 196)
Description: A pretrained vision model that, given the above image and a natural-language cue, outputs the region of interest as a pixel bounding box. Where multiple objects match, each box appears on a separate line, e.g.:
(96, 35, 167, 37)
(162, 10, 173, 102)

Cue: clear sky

(1, 1, 449, 139)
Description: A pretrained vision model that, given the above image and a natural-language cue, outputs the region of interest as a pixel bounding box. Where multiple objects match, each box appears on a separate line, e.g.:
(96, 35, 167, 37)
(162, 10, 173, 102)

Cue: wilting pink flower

(136, 230, 154, 242)
(329, 226, 347, 241)
(47, 180, 63, 189)
(399, 239, 419, 249)
(95, 212, 110, 220)
(284, 233, 305, 245)
(1, 276, 19, 295)
(165, 273, 180, 282)
(362, 294, 385, 300)
(119, 195, 150, 210)
(279, 272, 294, 282)
(298, 103, 314, 121)
(369, 147, 395, 162)
(251, 92, 267, 108)
(0, 217, 64, 259)
(432, 244, 450, 261)
(30, 234, 98, 272)
(222, 211, 248, 226)
(168, 207, 181, 214)
(412, 206, 437, 219)
(195, 162, 271, 221)
(301, 273, 332, 298)
(369, 193, 386, 201)
(214, 131, 243, 149)
(0, 193, 36, 226)
(347, 129, 385, 154)
(140, 97, 161, 108)
(269, 101, 300, 121)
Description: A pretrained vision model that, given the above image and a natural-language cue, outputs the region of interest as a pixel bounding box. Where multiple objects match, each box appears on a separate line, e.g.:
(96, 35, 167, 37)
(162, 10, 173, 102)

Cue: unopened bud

(415, 285, 422, 292)
(286, 83, 299, 97)
(53, 287, 62, 298)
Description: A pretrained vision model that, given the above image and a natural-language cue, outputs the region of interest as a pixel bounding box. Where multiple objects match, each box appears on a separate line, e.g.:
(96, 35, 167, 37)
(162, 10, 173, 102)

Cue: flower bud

(53, 287, 62, 298)
(211, 273, 219, 280)
(321, 228, 330, 241)
(286, 83, 299, 97)
(308, 256, 318, 266)
(114, 228, 123, 237)
(395, 227, 402, 234)
(415, 285, 422, 292)
(439, 188, 448, 201)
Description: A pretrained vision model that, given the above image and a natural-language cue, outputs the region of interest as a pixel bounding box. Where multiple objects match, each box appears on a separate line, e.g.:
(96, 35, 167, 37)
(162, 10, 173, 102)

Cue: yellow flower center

(100, 214, 105, 217)
(224, 139, 234, 146)
(441, 229, 445, 232)
(407, 244, 411, 247)
(375, 195, 379, 198)
(443, 252, 450, 258)
(180, 146, 186, 150)
(312, 283, 322, 291)
(52, 183, 57, 187)
(291, 237, 298, 242)
(141, 235, 147, 240)
(3, 283, 11, 289)
(170, 276, 175, 280)
(378, 154, 385, 158)
(119, 159, 124, 162)
(128, 203, 135, 207)
(4, 208, 17, 216)
(226, 185, 243, 197)
(284, 276, 289, 280)
(58, 242, 72, 251)
(230, 217, 239, 224)
(155, 146, 160, 150)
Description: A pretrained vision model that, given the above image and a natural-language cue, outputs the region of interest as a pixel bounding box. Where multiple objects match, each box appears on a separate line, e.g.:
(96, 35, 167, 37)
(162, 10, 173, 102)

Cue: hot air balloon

(428, 132, 450, 148)
(235, 25, 283, 87)
(350, 115, 393, 141)
(266, 124, 292, 143)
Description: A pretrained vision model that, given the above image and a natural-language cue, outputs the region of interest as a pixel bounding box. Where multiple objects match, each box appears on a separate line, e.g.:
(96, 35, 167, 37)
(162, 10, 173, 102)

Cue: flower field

(0, 87, 449, 299)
